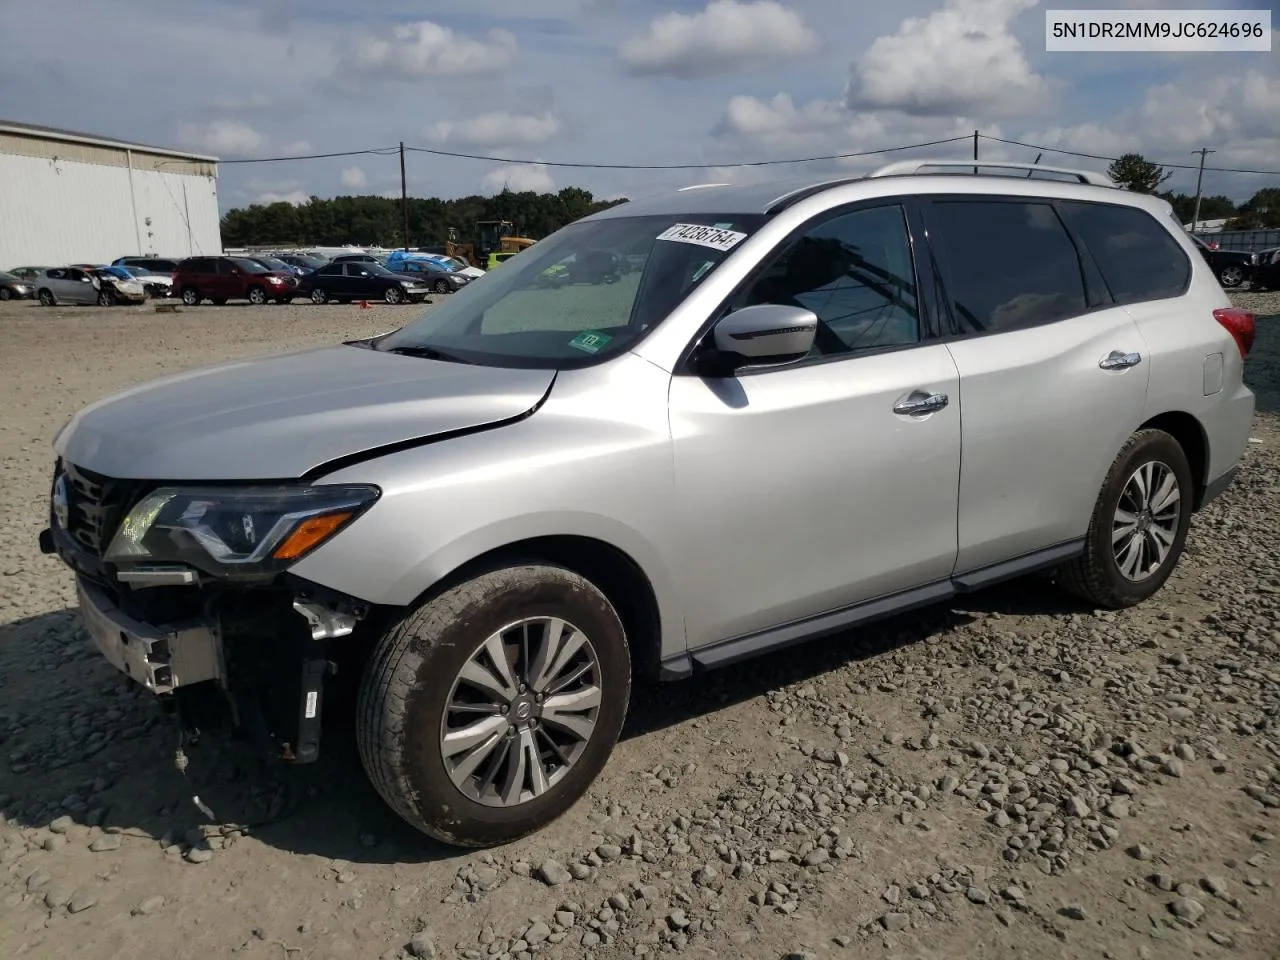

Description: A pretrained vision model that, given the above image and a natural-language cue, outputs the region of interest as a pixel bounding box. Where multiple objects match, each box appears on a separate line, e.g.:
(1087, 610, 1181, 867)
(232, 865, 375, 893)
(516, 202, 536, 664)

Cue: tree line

(1106, 153, 1279, 229)
(218, 186, 629, 249)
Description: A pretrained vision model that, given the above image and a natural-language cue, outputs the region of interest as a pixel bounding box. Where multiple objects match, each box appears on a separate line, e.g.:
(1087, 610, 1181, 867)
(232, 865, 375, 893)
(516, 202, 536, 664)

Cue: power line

(978, 134, 1280, 177)
(401, 136, 972, 169)
(217, 147, 400, 164)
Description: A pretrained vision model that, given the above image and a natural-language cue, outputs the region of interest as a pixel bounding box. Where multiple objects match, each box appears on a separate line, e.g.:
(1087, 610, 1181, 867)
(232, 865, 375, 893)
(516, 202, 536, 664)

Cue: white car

(423, 254, 485, 279)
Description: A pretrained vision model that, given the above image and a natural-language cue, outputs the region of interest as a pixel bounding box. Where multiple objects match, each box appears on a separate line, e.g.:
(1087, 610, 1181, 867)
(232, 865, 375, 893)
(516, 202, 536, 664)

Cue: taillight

(1214, 307, 1255, 359)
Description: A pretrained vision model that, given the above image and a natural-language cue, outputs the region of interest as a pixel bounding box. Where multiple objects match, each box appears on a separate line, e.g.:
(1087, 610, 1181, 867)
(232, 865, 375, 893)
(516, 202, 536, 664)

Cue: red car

(174, 255, 299, 305)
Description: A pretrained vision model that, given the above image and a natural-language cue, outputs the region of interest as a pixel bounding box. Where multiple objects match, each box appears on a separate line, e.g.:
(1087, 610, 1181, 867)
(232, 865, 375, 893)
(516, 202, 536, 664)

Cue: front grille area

(55, 461, 148, 557)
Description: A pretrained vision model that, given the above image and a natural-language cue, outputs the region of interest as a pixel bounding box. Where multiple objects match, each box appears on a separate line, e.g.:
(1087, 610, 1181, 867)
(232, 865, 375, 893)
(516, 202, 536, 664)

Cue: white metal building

(0, 120, 222, 268)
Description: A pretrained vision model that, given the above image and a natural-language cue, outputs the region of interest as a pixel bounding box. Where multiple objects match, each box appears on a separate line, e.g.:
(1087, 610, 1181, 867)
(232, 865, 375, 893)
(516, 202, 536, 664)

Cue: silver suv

(40, 160, 1257, 847)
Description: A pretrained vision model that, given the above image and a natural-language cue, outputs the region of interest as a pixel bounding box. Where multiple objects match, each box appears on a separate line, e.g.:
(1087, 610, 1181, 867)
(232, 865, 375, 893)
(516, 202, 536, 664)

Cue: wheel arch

(1137, 410, 1208, 507)
(402, 534, 667, 681)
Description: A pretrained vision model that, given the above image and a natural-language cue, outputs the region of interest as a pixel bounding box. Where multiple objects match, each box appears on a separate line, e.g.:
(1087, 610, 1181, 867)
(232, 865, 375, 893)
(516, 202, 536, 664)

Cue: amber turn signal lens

(273, 512, 354, 560)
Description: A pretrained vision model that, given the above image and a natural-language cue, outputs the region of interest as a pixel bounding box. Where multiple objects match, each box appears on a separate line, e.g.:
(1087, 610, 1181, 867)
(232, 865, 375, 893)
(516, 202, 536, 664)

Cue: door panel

(945, 309, 1150, 570)
(670, 347, 962, 648)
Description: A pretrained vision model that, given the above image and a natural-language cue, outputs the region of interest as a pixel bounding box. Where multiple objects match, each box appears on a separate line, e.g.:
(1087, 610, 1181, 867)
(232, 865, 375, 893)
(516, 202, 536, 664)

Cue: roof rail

(868, 159, 1117, 188)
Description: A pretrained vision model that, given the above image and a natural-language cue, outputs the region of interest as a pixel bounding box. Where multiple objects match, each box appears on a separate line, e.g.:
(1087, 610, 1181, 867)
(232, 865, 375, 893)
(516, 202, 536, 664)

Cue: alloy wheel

(440, 616, 602, 808)
(1112, 460, 1181, 582)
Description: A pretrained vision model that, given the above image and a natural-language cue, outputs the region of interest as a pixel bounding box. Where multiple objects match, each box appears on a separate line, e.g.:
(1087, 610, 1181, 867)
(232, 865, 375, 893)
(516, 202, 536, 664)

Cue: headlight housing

(105, 484, 379, 579)
(400, 280, 414, 288)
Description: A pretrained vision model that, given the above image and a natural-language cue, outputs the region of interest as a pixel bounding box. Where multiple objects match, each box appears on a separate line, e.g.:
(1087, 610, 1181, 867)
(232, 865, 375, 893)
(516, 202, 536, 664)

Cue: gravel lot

(1, 291, 1279, 960)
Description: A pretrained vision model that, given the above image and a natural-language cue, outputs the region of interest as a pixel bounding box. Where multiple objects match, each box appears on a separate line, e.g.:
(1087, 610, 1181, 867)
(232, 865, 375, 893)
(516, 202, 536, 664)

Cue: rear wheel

(1057, 429, 1193, 609)
(384, 285, 405, 304)
(247, 285, 267, 305)
(181, 287, 201, 306)
(357, 563, 631, 847)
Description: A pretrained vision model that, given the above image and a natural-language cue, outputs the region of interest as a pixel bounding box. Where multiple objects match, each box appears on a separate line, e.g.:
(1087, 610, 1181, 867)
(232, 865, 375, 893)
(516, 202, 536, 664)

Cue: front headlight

(105, 484, 379, 578)
(267, 276, 284, 284)
(400, 280, 414, 288)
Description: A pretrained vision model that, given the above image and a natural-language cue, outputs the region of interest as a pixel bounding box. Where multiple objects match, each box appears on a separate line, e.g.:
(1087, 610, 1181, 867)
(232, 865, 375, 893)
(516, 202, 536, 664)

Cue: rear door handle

(893, 391, 949, 416)
(1100, 350, 1142, 370)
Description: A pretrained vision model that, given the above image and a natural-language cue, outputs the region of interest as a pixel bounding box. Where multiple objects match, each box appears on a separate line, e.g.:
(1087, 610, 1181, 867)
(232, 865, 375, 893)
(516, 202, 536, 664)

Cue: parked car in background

(300, 261, 430, 304)
(0, 270, 35, 300)
(1189, 235, 1257, 288)
(8, 266, 51, 285)
(173, 256, 300, 305)
(33, 267, 108, 306)
(113, 265, 174, 299)
(273, 253, 329, 273)
(388, 257, 471, 294)
(1251, 248, 1280, 291)
(244, 255, 308, 278)
(89, 267, 146, 305)
(112, 257, 181, 276)
(332, 253, 386, 265)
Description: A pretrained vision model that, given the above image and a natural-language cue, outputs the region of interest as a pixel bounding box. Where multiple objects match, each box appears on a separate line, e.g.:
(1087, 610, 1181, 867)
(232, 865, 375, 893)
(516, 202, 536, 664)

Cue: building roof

(0, 119, 218, 163)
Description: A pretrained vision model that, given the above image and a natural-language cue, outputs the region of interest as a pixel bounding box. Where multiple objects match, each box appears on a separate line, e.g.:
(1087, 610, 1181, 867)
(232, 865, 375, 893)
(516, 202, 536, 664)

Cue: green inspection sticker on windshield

(568, 330, 613, 354)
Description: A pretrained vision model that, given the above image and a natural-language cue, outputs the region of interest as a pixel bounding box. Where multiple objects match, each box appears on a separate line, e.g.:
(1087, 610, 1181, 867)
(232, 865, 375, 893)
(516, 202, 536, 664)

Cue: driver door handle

(893, 392, 949, 416)
(1100, 350, 1142, 370)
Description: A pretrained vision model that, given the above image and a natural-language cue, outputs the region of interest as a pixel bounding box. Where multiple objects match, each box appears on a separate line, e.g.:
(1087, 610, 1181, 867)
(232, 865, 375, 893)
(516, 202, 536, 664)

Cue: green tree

(1108, 153, 1173, 193)
(220, 186, 629, 249)
(1158, 191, 1236, 224)
(1224, 188, 1280, 230)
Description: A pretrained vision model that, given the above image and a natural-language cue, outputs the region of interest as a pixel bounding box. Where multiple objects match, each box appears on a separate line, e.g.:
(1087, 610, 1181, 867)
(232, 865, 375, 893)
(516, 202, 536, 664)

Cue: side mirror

(709, 304, 817, 371)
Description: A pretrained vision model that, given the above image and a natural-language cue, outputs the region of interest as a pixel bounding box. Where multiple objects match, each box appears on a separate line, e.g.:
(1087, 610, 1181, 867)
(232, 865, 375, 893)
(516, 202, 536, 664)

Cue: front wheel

(247, 285, 267, 305)
(434, 279, 450, 294)
(1056, 429, 1193, 609)
(97, 290, 115, 307)
(0, 287, 11, 301)
(310, 288, 328, 304)
(384, 285, 405, 304)
(357, 563, 631, 848)
(38, 289, 55, 306)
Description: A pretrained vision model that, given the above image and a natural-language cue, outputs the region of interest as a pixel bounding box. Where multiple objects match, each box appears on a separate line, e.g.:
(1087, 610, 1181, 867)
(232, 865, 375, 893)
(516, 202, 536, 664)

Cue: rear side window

(928, 200, 1088, 334)
(1060, 201, 1190, 304)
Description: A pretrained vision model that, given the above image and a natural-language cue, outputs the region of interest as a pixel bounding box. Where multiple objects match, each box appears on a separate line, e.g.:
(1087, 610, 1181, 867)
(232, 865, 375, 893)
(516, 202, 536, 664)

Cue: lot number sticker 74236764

(656, 223, 748, 252)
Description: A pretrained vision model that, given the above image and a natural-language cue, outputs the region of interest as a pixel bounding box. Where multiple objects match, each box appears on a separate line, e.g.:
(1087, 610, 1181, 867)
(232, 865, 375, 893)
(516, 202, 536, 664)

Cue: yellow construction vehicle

(445, 221, 536, 269)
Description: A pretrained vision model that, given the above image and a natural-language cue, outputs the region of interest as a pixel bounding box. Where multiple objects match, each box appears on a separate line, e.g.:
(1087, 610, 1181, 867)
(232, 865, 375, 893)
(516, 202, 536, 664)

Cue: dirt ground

(1, 292, 1278, 960)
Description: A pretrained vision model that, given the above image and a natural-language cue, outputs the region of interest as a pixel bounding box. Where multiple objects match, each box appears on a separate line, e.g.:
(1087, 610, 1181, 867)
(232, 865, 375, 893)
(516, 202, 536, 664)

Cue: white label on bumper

(305, 691, 318, 719)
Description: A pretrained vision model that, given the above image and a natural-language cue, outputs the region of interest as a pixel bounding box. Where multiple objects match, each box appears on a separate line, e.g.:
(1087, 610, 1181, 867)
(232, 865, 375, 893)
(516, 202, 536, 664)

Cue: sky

(0, 0, 1276, 212)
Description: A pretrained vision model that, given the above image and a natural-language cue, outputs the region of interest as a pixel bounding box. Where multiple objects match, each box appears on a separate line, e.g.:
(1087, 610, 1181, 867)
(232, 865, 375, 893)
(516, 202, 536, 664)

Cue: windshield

(255, 257, 290, 271)
(375, 213, 764, 368)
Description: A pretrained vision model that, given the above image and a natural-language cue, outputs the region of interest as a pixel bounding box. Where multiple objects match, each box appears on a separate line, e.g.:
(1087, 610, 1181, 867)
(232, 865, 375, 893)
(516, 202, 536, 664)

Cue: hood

(55, 344, 555, 481)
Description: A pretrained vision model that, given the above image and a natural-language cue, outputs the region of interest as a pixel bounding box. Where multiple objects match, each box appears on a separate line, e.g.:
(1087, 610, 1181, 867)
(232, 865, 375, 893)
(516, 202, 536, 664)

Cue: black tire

(385, 285, 405, 304)
(310, 288, 328, 304)
(247, 285, 267, 305)
(1057, 429, 1193, 609)
(434, 279, 450, 294)
(0, 287, 11, 301)
(357, 563, 631, 848)
(38, 289, 55, 306)
(1218, 264, 1245, 288)
(181, 287, 201, 306)
(97, 289, 115, 307)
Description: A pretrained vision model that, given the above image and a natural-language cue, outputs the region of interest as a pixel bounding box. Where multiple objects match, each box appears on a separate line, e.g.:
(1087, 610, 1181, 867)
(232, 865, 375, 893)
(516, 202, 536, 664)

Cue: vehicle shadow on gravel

(0, 576, 1086, 868)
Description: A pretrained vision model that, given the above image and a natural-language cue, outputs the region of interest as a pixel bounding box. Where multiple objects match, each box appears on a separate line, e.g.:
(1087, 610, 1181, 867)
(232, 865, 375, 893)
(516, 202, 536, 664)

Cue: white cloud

(715, 93, 854, 144)
(846, 0, 1047, 117)
(279, 139, 313, 156)
(619, 0, 819, 77)
(425, 111, 562, 149)
(175, 118, 265, 157)
(252, 190, 311, 206)
(340, 166, 368, 189)
(345, 21, 517, 79)
(481, 162, 556, 194)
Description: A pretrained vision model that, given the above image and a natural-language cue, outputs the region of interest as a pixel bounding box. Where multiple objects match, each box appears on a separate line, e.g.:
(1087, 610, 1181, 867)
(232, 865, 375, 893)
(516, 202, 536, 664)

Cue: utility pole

(399, 141, 410, 252)
(1190, 147, 1215, 234)
(973, 129, 978, 175)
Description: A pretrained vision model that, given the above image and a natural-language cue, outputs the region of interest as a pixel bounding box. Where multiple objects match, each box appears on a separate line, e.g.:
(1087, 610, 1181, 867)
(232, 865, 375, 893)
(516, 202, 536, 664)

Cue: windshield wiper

(384, 345, 475, 364)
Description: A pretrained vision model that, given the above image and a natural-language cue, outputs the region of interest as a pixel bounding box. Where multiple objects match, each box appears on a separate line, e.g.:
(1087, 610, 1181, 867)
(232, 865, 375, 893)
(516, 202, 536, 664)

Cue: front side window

(735, 203, 920, 358)
(375, 213, 765, 368)
(928, 200, 1088, 334)
(1060, 201, 1190, 304)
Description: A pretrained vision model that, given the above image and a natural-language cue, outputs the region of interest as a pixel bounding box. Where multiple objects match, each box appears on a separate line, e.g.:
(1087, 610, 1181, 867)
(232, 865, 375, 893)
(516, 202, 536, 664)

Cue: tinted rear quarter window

(1060, 201, 1190, 304)
(928, 199, 1088, 334)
